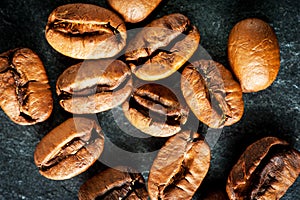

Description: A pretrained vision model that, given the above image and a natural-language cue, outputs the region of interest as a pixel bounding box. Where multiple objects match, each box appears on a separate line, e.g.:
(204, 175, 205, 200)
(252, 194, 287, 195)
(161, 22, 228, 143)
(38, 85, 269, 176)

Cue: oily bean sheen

(148, 130, 210, 200)
(56, 59, 132, 114)
(122, 83, 189, 137)
(125, 13, 200, 81)
(0, 48, 53, 125)
(45, 3, 127, 59)
(78, 167, 148, 200)
(228, 18, 280, 92)
(181, 60, 244, 128)
(226, 137, 300, 200)
(107, 0, 162, 23)
(34, 117, 104, 180)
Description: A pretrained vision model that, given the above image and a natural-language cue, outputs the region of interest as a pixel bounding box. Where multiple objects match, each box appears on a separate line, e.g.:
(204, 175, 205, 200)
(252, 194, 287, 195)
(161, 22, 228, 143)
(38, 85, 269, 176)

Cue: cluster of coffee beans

(0, 1, 299, 200)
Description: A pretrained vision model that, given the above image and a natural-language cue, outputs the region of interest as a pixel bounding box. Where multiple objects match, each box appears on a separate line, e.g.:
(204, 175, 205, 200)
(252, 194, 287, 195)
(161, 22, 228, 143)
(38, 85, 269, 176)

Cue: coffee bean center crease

(50, 20, 121, 37)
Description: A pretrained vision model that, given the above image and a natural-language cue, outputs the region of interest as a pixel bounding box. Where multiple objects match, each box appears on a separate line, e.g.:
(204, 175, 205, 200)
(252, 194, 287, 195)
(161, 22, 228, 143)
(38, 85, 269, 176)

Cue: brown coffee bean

(148, 130, 210, 200)
(34, 117, 104, 180)
(78, 167, 148, 200)
(122, 83, 188, 137)
(0, 48, 53, 125)
(45, 3, 127, 59)
(228, 18, 280, 92)
(226, 137, 300, 200)
(125, 13, 200, 81)
(181, 60, 244, 128)
(56, 59, 132, 114)
(107, 0, 162, 23)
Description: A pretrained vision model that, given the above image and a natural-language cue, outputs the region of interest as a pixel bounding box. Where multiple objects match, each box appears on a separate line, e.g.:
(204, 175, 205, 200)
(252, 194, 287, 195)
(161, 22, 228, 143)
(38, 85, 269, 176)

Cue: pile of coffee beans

(0, 1, 299, 200)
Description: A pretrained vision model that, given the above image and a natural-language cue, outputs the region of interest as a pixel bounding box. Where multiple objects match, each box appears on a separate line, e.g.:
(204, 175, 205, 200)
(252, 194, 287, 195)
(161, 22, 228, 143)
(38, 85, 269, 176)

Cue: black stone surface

(0, 0, 299, 199)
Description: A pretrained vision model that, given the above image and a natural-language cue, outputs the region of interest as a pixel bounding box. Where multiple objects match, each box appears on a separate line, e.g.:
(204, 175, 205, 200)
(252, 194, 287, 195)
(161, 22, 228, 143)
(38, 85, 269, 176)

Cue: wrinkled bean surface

(45, 3, 127, 59)
(148, 130, 210, 200)
(34, 117, 104, 180)
(181, 60, 244, 128)
(0, 48, 52, 125)
(107, 0, 162, 23)
(228, 18, 280, 92)
(125, 13, 200, 81)
(78, 167, 148, 200)
(122, 83, 188, 137)
(56, 59, 132, 114)
(227, 137, 300, 200)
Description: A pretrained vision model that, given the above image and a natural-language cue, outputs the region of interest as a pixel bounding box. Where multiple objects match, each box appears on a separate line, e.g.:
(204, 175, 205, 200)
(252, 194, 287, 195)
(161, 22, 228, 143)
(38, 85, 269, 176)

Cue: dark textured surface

(0, 0, 299, 199)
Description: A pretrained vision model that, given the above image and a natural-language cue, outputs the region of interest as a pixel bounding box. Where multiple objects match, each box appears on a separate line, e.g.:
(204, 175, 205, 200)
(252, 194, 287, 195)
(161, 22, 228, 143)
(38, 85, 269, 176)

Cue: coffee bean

(34, 117, 104, 180)
(226, 137, 300, 199)
(148, 130, 210, 200)
(107, 0, 162, 23)
(122, 83, 188, 137)
(228, 18, 280, 92)
(78, 167, 148, 200)
(0, 48, 53, 125)
(181, 60, 244, 128)
(45, 3, 127, 59)
(125, 13, 200, 81)
(56, 59, 132, 114)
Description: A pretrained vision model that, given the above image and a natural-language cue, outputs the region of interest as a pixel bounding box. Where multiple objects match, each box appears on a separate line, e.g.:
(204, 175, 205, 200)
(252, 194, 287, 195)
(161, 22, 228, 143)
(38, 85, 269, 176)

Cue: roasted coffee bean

(0, 48, 52, 125)
(34, 117, 104, 180)
(148, 130, 210, 200)
(45, 3, 127, 59)
(56, 59, 132, 114)
(78, 167, 148, 200)
(107, 0, 162, 23)
(122, 83, 188, 137)
(181, 60, 244, 128)
(125, 13, 200, 81)
(226, 137, 300, 200)
(228, 18, 280, 92)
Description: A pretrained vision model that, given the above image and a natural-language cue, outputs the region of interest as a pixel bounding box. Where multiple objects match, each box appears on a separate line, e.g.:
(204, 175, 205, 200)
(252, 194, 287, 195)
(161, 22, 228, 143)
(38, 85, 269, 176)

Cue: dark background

(0, 0, 299, 199)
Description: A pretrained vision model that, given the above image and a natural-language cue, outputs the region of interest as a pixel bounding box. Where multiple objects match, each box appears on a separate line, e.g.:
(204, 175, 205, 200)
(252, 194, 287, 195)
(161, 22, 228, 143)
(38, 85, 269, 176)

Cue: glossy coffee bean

(45, 3, 127, 59)
(78, 167, 148, 200)
(0, 48, 53, 125)
(181, 60, 244, 128)
(125, 13, 200, 81)
(148, 130, 210, 200)
(226, 137, 300, 200)
(34, 117, 104, 180)
(56, 59, 132, 114)
(107, 0, 162, 23)
(122, 83, 188, 137)
(228, 18, 280, 92)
